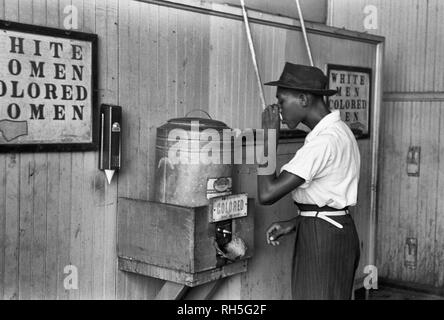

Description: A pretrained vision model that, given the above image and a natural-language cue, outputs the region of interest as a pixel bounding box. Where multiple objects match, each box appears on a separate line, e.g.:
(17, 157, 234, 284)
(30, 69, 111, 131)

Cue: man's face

(276, 88, 306, 129)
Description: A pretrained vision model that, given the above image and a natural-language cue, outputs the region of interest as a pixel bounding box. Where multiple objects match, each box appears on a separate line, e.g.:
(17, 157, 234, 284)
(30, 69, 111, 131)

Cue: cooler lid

(161, 116, 231, 131)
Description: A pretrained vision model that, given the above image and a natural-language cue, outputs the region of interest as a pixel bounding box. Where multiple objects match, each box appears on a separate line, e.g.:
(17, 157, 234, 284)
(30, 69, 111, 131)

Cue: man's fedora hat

(264, 62, 338, 96)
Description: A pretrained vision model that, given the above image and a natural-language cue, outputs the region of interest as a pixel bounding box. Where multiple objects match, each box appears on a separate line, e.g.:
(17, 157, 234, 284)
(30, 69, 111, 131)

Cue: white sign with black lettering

(209, 193, 248, 223)
(327, 65, 371, 138)
(0, 29, 93, 145)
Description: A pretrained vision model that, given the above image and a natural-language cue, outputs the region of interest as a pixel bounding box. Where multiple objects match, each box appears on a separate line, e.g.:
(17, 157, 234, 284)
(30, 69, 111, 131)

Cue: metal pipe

(368, 41, 384, 271)
(239, 0, 267, 110)
(295, 0, 314, 67)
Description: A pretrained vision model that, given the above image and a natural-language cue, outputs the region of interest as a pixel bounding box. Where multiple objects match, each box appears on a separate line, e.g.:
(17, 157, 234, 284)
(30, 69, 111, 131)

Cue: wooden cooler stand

(117, 196, 254, 299)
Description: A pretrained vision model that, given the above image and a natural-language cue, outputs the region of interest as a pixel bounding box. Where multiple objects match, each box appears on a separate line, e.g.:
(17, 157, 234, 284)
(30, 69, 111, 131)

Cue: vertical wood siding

(330, 0, 444, 288)
(0, 0, 119, 300)
(329, 0, 444, 93)
(0, 0, 379, 299)
(376, 102, 442, 286)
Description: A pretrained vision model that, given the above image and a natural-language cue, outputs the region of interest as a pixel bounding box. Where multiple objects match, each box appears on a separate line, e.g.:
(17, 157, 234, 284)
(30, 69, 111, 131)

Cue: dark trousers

(291, 214, 360, 300)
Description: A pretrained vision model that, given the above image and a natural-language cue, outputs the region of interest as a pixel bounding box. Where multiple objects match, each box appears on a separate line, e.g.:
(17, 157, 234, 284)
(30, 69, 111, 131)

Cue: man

(257, 62, 361, 300)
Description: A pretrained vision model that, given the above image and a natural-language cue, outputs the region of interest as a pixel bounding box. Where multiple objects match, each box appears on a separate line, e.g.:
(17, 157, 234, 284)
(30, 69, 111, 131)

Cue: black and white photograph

(0, 0, 443, 307)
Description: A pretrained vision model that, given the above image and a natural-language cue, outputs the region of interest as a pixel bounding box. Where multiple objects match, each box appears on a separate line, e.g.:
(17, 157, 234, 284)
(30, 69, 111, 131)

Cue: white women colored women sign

(0, 21, 97, 151)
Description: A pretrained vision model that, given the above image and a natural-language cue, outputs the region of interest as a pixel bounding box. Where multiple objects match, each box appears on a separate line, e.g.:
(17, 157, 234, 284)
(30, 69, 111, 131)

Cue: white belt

(299, 210, 348, 229)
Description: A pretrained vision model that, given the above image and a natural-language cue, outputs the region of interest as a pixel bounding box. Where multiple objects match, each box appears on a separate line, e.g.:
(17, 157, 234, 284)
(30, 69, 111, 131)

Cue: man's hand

(266, 221, 294, 246)
(262, 104, 281, 131)
(261, 104, 281, 153)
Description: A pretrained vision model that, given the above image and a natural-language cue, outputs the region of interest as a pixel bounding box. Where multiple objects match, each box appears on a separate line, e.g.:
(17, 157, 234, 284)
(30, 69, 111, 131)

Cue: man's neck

(302, 104, 331, 130)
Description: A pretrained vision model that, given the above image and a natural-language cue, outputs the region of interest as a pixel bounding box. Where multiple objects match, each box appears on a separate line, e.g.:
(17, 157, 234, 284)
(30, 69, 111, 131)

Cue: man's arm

(257, 104, 306, 205)
(258, 170, 305, 205)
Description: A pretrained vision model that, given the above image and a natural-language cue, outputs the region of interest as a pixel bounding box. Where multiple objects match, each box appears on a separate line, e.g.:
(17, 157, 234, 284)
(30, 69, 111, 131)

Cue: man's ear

(298, 93, 309, 107)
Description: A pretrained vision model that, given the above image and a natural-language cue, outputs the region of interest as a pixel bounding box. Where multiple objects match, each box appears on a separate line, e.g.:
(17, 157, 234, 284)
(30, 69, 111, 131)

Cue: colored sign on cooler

(209, 193, 248, 223)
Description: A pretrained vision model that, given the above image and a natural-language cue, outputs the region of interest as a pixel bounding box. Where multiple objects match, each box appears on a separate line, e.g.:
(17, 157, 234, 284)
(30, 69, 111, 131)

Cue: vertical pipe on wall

(239, 0, 267, 110)
(369, 41, 385, 270)
(294, 0, 314, 67)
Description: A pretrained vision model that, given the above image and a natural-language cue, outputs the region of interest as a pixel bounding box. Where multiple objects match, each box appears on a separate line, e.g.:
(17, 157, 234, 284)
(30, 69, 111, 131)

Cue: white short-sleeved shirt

(280, 110, 361, 209)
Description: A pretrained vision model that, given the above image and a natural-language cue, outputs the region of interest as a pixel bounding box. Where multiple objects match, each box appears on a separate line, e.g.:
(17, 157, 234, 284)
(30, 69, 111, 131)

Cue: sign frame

(0, 19, 98, 152)
(326, 64, 372, 140)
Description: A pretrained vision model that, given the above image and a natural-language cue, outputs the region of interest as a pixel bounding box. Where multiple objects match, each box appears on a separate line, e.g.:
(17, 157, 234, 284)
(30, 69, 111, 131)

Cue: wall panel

(375, 102, 443, 287)
(330, 0, 444, 288)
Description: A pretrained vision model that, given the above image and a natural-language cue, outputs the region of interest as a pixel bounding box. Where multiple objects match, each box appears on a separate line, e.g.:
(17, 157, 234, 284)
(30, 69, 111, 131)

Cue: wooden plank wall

(330, 0, 444, 288)
(0, 0, 120, 300)
(0, 0, 378, 299)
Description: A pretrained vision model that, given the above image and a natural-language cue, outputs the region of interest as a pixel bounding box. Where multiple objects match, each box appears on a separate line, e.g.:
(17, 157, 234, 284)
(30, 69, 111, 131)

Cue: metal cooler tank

(154, 114, 233, 207)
